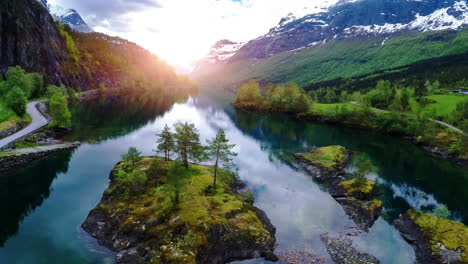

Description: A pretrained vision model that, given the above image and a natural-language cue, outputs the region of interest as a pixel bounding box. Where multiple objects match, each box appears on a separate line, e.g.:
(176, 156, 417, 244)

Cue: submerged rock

(321, 232, 380, 264)
(82, 158, 277, 264)
(395, 209, 468, 264)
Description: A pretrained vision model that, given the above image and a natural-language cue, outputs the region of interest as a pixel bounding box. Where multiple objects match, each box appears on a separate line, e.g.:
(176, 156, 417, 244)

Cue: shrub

(5, 87, 27, 116)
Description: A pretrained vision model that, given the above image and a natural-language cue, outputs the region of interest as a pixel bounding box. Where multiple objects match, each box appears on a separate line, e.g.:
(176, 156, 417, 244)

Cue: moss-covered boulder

(82, 157, 277, 264)
(295, 146, 351, 181)
(329, 179, 382, 232)
(338, 179, 379, 200)
(395, 209, 468, 264)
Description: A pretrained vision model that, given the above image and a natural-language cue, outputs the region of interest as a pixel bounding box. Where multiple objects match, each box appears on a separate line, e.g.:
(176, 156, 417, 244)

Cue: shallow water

(1, 95, 467, 264)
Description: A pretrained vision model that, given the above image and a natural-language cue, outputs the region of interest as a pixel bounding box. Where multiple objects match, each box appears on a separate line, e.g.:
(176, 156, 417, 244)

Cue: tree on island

(156, 124, 175, 161)
(173, 122, 205, 169)
(352, 158, 377, 188)
(122, 146, 143, 169)
(207, 129, 237, 189)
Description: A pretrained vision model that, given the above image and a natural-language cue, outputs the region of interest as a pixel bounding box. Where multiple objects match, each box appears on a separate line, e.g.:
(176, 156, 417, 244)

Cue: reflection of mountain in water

(67, 93, 185, 143)
(0, 149, 75, 246)
(231, 109, 468, 224)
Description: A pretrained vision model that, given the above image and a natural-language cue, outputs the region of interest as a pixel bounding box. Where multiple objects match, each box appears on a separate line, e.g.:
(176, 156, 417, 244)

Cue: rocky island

(296, 146, 383, 231)
(395, 209, 468, 264)
(82, 157, 277, 264)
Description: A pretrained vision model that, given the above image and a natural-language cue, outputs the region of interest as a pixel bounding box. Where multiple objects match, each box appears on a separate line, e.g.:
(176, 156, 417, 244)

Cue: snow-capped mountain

(204, 40, 245, 64)
(49, 5, 93, 33)
(228, 0, 468, 61)
(192, 40, 244, 76)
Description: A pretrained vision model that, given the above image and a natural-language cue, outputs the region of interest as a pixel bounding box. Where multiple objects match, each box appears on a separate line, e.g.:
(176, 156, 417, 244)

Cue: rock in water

(82, 158, 277, 264)
(321, 233, 380, 264)
(395, 209, 468, 264)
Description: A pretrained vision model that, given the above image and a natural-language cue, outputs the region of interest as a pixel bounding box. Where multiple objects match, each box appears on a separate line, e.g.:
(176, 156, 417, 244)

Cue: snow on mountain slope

(192, 40, 245, 77)
(344, 1, 468, 35)
(49, 5, 93, 33)
(205, 40, 245, 64)
(226, 0, 468, 61)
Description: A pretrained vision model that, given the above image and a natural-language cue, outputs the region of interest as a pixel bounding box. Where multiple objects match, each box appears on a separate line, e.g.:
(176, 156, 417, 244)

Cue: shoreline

(235, 106, 468, 168)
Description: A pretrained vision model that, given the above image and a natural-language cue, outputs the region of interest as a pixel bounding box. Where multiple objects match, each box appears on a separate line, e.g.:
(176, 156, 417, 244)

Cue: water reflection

(232, 109, 468, 224)
(0, 149, 75, 246)
(1, 95, 466, 264)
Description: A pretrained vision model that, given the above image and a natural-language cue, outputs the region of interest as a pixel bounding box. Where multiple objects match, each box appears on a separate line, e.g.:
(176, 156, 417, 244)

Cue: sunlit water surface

(1, 96, 467, 264)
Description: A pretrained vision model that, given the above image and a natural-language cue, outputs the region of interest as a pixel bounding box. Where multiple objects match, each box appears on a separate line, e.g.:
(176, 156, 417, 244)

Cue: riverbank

(233, 103, 468, 168)
(82, 157, 278, 264)
(0, 142, 81, 172)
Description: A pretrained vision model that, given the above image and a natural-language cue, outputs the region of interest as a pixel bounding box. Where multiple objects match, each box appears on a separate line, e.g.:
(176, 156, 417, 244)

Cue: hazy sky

(48, 0, 336, 70)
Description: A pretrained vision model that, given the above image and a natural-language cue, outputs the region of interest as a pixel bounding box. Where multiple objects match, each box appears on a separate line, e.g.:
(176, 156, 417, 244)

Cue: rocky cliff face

(0, 0, 79, 86)
(230, 0, 468, 61)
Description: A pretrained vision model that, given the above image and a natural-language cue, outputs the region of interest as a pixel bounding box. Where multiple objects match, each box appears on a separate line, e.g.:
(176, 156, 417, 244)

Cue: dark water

(1, 95, 467, 264)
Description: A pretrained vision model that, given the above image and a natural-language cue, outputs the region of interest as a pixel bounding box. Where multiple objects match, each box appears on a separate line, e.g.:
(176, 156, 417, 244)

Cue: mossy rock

(82, 157, 277, 264)
(339, 179, 378, 200)
(396, 209, 468, 264)
(302, 146, 349, 172)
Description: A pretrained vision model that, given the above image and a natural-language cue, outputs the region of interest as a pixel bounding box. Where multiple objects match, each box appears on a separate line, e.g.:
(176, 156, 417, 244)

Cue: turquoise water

(1, 95, 467, 263)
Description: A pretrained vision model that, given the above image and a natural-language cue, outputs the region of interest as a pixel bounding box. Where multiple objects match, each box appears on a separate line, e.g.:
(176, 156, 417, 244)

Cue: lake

(1, 95, 467, 264)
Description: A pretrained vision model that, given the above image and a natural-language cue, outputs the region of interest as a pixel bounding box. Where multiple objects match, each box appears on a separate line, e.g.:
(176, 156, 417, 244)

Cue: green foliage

(57, 23, 80, 62)
(156, 124, 175, 161)
(206, 129, 237, 189)
(66, 87, 78, 100)
(234, 80, 263, 105)
(46, 85, 64, 98)
(116, 168, 147, 185)
(5, 87, 27, 116)
(121, 147, 143, 169)
(49, 91, 71, 128)
(3, 66, 37, 98)
(173, 122, 205, 169)
(233, 80, 313, 113)
(432, 205, 451, 219)
(352, 158, 377, 189)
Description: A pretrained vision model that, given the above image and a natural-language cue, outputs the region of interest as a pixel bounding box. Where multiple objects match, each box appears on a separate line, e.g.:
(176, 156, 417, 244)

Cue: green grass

(422, 94, 468, 117)
(302, 145, 348, 170)
(202, 29, 468, 88)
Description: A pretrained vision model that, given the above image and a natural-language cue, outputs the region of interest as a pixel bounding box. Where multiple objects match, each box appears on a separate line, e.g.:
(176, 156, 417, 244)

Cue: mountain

(195, 0, 468, 90)
(1, 0, 71, 84)
(231, 0, 468, 61)
(49, 5, 93, 33)
(1, 0, 196, 96)
(192, 40, 244, 77)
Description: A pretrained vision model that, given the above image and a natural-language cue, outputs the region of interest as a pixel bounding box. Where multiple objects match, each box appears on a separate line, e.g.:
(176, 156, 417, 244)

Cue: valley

(1, 0, 468, 263)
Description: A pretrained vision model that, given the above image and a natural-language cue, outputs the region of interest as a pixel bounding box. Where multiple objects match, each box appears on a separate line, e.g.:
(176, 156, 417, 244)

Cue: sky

(48, 0, 336, 72)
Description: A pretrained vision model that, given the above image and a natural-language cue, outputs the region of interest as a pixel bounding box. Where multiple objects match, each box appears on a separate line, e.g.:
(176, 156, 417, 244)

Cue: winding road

(0, 100, 49, 150)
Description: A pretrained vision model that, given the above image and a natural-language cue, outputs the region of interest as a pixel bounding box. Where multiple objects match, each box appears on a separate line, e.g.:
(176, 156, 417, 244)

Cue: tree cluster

(233, 80, 313, 113)
(156, 122, 237, 189)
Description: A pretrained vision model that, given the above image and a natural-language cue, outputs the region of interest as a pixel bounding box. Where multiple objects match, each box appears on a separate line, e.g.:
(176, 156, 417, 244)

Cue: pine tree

(156, 124, 175, 161)
(121, 147, 142, 169)
(173, 122, 205, 169)
(207, 129, 237, 189)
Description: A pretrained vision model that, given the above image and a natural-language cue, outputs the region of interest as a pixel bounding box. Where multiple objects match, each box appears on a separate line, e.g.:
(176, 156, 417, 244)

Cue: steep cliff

(0, 0, 69, 84)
